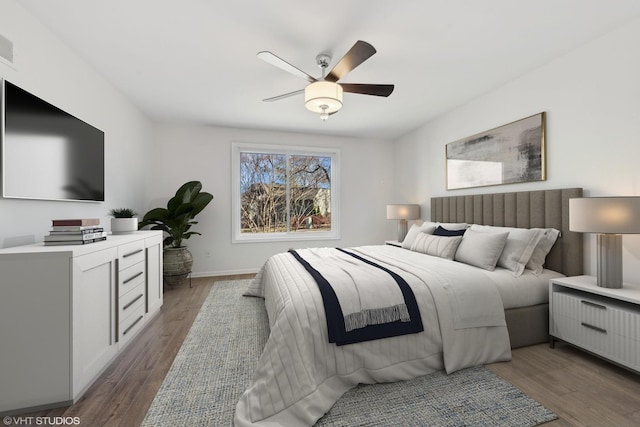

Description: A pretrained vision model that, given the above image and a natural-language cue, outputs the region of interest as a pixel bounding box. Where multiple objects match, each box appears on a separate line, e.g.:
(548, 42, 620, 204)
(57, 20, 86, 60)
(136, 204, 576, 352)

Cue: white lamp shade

(304, 81, 343, 113)
(386, 204, 420, 220)
(570, 197, 640, 234)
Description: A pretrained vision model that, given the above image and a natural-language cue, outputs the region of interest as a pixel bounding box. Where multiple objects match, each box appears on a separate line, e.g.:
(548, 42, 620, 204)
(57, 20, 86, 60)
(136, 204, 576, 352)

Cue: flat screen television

(1, 79, 105, 202)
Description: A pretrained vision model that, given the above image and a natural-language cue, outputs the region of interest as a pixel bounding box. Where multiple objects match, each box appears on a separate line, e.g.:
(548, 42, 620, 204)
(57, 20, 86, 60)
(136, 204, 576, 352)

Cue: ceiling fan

(258, 40, 394, 121)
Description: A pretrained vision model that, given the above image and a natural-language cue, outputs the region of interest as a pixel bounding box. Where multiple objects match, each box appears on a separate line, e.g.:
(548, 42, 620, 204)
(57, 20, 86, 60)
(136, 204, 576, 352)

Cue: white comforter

(234, 245, 512, 426)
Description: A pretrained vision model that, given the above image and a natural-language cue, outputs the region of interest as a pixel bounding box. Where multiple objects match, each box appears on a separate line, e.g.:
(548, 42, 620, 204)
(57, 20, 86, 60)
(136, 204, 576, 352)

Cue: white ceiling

(18, 0, 640, 140)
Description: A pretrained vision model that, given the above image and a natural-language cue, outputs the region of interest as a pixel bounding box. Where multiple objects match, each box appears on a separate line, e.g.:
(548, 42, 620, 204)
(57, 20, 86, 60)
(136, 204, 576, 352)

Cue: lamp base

(596, 234, 623, 288)
(397, 219, 408, 243)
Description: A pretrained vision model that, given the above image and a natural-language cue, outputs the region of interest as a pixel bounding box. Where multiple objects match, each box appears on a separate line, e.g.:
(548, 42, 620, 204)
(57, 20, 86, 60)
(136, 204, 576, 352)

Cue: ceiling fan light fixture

(304, 81, 343, 115)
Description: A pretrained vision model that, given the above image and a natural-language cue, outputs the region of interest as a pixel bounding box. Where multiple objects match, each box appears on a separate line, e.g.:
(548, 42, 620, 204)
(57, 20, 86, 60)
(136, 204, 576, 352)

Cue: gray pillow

(470, 224, 545, 276)
(454, 229, 509, 271)
(410, 233, 462, 260)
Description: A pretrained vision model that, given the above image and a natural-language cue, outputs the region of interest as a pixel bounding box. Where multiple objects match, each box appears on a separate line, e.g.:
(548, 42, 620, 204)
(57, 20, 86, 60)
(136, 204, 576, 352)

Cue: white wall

(393, 17, 640, 284)
(0, 1, 154, 248)
(146, 124, 396, 276)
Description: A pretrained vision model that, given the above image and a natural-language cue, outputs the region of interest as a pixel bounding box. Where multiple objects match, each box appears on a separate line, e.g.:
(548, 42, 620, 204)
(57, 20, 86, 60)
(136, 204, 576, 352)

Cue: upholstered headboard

(431, 188, 583, 277)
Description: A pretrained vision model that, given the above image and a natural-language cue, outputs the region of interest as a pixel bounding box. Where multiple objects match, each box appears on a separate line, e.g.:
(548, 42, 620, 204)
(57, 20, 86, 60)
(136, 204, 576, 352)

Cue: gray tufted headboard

(431, 188, 583, 277)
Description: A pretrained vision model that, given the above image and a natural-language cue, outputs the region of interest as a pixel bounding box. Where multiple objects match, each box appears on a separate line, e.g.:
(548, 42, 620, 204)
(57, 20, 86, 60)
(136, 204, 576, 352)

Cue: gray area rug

(142, 279, 557, 426)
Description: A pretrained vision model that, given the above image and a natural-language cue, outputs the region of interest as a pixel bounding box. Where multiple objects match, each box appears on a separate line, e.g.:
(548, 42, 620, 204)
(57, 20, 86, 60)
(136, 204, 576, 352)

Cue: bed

(431, 187, 583, 347)
(234, 188, 583, 426)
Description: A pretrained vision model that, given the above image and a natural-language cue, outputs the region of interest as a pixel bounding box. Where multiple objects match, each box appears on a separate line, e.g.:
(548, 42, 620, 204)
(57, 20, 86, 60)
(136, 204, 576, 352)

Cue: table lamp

(386, 204, 420, 243)
(569, 197, 640, 288)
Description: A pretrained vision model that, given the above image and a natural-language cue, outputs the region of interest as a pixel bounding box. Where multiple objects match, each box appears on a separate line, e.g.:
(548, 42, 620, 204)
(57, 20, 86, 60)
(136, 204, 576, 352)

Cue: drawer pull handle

(581, 300, 607, 310)
(123, 294, 144, 310)
(123, 249, 143, 258)
(123, 315, 144, 336)
(123, 271, 143, 284)
(581, 322, 607, 334)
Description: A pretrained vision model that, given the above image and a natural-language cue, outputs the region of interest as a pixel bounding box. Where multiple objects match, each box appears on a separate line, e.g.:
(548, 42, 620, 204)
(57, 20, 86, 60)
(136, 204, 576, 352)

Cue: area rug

(142, 279, 557, 426)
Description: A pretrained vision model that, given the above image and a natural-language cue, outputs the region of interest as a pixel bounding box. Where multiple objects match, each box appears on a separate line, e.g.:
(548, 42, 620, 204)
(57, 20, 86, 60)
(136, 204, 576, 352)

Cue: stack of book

(45, 218, 107, 246)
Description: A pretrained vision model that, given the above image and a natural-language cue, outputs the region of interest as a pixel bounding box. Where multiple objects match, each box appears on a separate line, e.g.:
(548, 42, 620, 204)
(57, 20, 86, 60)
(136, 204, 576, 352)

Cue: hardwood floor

(17, 275, 640, 427)
(487, 343, 640, 426)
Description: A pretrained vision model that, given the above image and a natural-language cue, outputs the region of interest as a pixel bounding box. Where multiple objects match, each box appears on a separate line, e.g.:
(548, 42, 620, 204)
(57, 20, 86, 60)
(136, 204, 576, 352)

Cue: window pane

(239, 152, 287, 233)
(289, 155, 331, 233)
(233, 143, 339, 242)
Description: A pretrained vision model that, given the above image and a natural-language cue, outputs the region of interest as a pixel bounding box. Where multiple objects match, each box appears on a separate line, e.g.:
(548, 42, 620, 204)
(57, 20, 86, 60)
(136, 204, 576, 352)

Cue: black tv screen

(1, 80, 105, 202)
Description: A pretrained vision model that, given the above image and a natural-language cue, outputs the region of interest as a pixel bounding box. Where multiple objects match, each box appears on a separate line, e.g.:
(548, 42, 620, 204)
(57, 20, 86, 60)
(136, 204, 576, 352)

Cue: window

(232, 143, 340, 242)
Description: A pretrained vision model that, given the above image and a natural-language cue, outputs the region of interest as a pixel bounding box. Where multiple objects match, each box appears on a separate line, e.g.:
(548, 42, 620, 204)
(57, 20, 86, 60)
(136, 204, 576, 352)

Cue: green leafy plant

(108, 208, 138, 218)
(138, 181, 214, 248)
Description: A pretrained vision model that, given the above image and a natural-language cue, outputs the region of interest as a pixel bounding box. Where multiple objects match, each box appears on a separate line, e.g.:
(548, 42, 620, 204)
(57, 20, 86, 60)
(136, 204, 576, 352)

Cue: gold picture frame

(446, 112, 546, 190)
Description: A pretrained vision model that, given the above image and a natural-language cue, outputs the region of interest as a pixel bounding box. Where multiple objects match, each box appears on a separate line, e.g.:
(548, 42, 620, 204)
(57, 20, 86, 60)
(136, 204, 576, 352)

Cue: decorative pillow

(470, 225, 545, 276)
(526, 228, 561, 275)
(433, 226, 466, 237)
(402, 223, 437, 249)
(438, 222, 468, 231)
(454, 229, 509, 271)
(411, 233, 462, 260)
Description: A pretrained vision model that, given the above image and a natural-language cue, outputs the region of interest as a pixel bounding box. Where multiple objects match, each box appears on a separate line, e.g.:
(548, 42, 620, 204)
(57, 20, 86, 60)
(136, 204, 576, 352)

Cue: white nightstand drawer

(552, 311, 609, 355)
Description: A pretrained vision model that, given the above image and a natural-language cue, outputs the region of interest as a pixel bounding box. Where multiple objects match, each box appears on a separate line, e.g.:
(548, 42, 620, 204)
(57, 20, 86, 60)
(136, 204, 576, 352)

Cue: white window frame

(232, 142, 341, 243)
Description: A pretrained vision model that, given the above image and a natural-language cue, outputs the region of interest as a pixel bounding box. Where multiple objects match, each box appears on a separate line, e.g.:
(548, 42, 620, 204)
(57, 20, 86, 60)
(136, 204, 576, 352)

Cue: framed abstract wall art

(445, 112, 546, 190)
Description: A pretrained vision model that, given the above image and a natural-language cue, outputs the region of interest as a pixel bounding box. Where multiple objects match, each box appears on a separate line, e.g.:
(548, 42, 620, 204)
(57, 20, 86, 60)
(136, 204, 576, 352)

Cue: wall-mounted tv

(1, 79, 105, 202)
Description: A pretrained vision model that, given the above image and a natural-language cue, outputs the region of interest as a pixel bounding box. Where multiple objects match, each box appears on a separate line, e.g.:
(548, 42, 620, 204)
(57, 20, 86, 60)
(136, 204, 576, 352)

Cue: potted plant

(108, 208, 139, 234)
(138, 181, 213, 285)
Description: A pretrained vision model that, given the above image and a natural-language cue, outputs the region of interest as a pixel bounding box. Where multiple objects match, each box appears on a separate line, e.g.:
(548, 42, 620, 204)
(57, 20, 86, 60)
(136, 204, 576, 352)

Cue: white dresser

(0, 231, 163, 415)
(549, 275, 640, 374)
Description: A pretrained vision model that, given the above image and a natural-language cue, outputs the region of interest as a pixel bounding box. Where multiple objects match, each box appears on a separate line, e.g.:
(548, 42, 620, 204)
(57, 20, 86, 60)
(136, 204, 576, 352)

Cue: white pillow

(470, 225, 544, 276)
(454, 229, 509, 271)
(402, 223, 436, 249)
(526, 228, 561, 275)
(410, 233, 462, 260)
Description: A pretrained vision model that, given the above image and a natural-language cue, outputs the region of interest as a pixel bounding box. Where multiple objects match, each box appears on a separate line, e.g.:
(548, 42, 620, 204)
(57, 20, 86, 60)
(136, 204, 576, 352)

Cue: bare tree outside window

(239, 152, 332, 234)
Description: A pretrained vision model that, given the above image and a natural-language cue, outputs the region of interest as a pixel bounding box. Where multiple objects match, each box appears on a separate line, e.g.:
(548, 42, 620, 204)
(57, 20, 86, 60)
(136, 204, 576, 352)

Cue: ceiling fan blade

(257, 51, 316, 83)
(325, 40, 377, 82)
(262, 89, 305, 102)
(340, 83, 394, 97)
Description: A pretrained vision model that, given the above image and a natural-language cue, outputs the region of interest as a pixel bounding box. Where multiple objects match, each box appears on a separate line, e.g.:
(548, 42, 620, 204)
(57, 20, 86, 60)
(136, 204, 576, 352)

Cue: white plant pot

(111, 218, 138, 235)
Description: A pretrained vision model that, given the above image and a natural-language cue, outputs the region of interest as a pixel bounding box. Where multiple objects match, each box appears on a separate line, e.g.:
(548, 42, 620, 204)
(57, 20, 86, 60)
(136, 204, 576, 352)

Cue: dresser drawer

(118, 240, 145, 270)
(119, 281, 145, 321)
(119, 260, 145, 296)
(119, 302, 146, 346)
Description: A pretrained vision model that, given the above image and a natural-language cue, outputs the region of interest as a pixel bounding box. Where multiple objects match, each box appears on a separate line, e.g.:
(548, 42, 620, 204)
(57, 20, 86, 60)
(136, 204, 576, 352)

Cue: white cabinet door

(145, 236, 163, 315)
(71, 247, 118, 398)
(0, 252, 71, 412)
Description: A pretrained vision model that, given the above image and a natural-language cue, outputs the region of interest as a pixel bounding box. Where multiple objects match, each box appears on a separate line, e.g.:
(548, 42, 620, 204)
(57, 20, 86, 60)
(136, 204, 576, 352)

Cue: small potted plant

(109, 208, 139, 234)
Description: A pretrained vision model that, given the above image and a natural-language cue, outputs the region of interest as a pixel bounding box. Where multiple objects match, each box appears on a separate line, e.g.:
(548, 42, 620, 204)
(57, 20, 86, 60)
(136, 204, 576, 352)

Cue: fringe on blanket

(344, 303, 411, 332)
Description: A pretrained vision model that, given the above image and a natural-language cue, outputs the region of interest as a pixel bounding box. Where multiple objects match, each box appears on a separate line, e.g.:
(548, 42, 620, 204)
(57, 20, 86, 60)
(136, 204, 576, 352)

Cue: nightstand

(385, 240, 402, 247)
(549, 275, 640, 374)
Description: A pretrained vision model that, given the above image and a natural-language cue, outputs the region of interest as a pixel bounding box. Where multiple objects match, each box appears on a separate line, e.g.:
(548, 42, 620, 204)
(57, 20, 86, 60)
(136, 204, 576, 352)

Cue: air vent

(0, 34, 14, 64)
